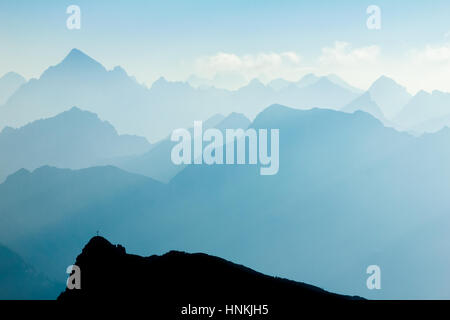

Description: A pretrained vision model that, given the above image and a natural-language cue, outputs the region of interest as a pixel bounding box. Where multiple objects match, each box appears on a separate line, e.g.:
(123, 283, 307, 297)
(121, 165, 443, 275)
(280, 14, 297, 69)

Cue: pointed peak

(218, 112, 251, 129)
(376, 75, 391, 81)
(64, 48, 89, 60)
(261, 103, 292, 115)
(58, 48, 105, 70)
(150, 76, 170, 89)
(296, 73, 320, 87)
(67, 106, 83, 113)
(368, 76, 410, 98)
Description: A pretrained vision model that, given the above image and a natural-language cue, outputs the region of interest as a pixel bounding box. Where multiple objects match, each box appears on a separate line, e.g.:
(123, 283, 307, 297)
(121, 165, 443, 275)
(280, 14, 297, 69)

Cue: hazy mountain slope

(0, 244, 62, 299)
(296, 73, 320, 88)
(342, 92, 388, 123)
(4, 105, 450, 299)
(326, 74, 363, 94)
(366, 76, 411, 119)
(293, 73, 362, 93)
(410, 112, 450, 134)
(267, 78, 293, 91)
(166, 105, 450, 299)
(395, 90, 450, 130)
(0, 165, 165, 282)
(0, 107, 151, 182)
(0, 49, 153, 138)
(112, 112, 250, 182)
(0, 72, 26, 105)
(277, 78, 359, 110)
(0, 50, 362, 141)
(0, 50, 235, 141)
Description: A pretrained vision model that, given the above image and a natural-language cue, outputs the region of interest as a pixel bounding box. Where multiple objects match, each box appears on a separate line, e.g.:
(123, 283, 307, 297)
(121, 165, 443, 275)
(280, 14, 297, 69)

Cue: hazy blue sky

(1, 0, 450, 92)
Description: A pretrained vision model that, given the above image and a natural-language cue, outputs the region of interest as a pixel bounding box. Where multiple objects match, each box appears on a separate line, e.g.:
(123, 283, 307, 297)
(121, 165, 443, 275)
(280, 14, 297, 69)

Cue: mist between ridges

(170, 121, 279, 176)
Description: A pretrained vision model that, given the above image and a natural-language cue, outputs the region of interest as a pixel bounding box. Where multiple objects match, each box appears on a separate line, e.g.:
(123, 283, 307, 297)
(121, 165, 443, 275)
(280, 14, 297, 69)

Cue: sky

(1, 0, 450, 93)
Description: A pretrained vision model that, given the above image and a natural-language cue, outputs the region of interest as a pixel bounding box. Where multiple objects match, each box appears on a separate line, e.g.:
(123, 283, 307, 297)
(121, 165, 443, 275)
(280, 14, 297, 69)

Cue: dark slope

(58, 237, 362, 313)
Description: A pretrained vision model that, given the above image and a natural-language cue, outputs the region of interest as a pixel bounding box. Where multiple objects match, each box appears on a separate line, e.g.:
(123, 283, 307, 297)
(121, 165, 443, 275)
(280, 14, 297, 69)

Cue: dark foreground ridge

(58, 237, 363, 316)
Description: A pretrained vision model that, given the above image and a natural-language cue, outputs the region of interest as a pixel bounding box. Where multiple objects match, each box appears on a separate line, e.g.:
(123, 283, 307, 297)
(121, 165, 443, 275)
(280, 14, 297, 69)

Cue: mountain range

(4, 49, 450, 300)
(3, 48, 450, 138)
(0, 48, 384, 142)
(108, 112, 250, 182)
(0, 107, 151, 182)
(3, 104, 450, 299)
(395, 90, 450, 132)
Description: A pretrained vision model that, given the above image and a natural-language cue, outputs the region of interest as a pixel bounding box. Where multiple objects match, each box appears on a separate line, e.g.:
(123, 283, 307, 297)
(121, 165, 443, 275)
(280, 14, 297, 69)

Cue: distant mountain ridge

(5, 105, 450, 299)
(367, 75, 411, 119)
(3, 49, 450, 136)
(395, 90, 450, 130)
(0, 49, 362, 141)
(267, 73, 363, 95)
(110, 112, 251, 182)
(0, 72, 26, 105)
(342, 76, 412, 126)
(0, 106, 151, 182)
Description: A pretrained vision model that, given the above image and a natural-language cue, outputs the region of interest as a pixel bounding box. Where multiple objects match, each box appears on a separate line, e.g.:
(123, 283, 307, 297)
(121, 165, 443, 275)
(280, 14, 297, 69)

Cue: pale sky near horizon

(1, 0, 450, 94)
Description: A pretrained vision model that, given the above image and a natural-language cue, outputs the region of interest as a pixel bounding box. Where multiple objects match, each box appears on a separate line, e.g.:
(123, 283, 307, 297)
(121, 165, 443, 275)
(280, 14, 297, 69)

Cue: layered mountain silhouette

(3, 48, 450, 139)
(341, 92, 387, 123)
(0, 49, 158, 138)
(342, 76, 411, 124)
(0, 165, 164, 285)
(267, 73, 362, 95)
(364, 76, 411, 119)
(3, 50, 450, 301)
(275, 77, 359, 110)
(0, 49, 364, 141)
(395, 90, 450, 131)
(58, 236, 361, 310)
(5, 105, 450, 299)
(0, 72, 25, 105)
(0, 243, 62, 299)
(110, 112, 250, 182)
(0, 107, 151, 182)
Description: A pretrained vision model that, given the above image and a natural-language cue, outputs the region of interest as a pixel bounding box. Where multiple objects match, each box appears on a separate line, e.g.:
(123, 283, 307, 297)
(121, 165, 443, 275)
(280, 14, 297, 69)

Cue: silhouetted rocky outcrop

(58, 237, 362, 315)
